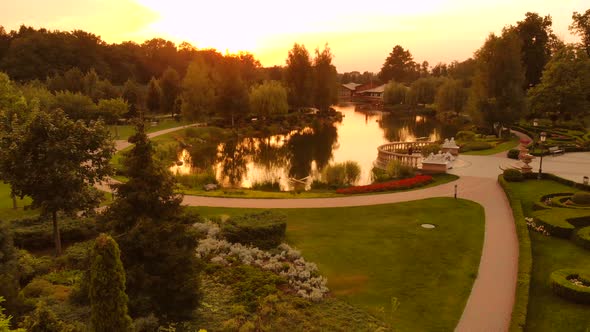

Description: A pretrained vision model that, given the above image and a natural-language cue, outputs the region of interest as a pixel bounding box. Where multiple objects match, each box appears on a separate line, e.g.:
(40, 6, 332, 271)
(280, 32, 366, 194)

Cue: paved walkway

(108, 126, 542, 331)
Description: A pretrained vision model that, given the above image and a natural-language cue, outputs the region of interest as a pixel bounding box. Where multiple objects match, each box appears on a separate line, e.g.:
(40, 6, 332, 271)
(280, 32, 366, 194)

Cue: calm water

(170, 103, 458, 189)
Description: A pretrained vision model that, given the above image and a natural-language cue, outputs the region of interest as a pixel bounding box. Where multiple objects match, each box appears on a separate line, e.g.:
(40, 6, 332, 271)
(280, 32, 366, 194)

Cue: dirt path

(110, 125, 520, 332)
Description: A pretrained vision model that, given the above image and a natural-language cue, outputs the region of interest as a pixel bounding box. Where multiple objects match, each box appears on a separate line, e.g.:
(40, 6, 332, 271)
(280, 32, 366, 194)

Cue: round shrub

(456, 130, 476, 141)
(575, 227, 590, 250)
(572, 192, 590, 205)
(550, 269, 590, 304)
(221, 211, 287, 250)
(507, 149, 520, 160)
(503, 169, 524, 182)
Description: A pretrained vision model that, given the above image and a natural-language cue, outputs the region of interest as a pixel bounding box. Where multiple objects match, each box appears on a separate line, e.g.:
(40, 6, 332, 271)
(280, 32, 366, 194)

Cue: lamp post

(537, 132, 547, 180)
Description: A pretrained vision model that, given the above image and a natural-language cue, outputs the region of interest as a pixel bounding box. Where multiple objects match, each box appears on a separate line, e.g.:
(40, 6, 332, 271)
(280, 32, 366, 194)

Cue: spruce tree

(105, 121, 201, 319)
(89, 234, 132, 332)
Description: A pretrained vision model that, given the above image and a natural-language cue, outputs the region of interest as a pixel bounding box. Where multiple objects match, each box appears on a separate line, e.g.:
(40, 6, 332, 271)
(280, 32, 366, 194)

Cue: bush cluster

(386, 160, 415, 179)
(10, 217, 98, 250)
(456, 130, 476, 141)
(322, 161, 361, 187)
(460, 141, 493, 152)
(503, 169, 524, 182)
(550, 269, 590, 304)
(507, 149, 520, 159)
(221, 211, 287, 250)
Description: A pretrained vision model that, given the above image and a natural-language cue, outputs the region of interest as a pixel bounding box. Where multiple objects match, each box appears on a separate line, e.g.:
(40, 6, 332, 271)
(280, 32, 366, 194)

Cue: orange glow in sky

(1, 0, 586, 72)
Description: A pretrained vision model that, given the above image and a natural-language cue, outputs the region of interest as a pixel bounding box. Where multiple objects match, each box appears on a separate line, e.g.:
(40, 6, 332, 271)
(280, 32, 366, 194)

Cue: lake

(170, 103, 458, 190)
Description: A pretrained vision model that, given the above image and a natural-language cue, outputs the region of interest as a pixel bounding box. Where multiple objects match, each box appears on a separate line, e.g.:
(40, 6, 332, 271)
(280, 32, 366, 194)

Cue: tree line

(340, 10, 590, 132)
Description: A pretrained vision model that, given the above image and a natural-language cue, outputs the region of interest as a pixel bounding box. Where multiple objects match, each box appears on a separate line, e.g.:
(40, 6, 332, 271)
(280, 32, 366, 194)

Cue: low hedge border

(498, 175, 533, 332)
(531, 209, 587, 239)
(574, 227, 590, 250)
(221, 211, 287, 250)
(550, 268, 590, 304)
(553, 197, 590, 210)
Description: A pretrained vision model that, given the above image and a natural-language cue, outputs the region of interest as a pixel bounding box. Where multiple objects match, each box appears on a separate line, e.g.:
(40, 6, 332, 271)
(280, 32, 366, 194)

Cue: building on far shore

(339, 82, 362, 100)
(355, 84, 386, 101)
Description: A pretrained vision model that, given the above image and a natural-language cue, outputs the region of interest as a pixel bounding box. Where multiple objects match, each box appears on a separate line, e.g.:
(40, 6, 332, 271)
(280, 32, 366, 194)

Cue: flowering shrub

(195, 221, 329, 301)
(519, 138, 531, 145)
(336, 175, 433, 194)
(525, 217, 551, 236)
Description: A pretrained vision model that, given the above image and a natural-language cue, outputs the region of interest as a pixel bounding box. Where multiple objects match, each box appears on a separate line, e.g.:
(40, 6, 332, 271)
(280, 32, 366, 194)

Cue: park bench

(548, 146, 564, 156)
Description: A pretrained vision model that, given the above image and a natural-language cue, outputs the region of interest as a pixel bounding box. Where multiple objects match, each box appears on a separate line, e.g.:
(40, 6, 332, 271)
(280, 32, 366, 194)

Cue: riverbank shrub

(221, 211, 287, 250)
(336, 175, 432, 194)
(503, 169, 524, 182)
(550, 269, 590, 304)
(323, 161, 361, 187)
(386, 160, 415, 179)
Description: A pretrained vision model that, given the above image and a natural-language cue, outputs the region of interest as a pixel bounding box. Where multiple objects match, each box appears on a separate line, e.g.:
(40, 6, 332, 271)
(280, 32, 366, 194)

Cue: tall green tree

(435, 79, 467, 114)
(216, 60, 248, 127)
(122, 79, 143, 118)
(105, 122, 201, 319)
(409, 77, 443, 105)
(53, 91, 98, 121)
(378, 45, 419, 83)
(570, 9, 590, 56)
(528, 45, 590, 119)
(89, 234, 132, 332)
(97, 98, 128, 124)
(159, 67, 180, 116)
(468, 30, 526, 131)
(514, 12, 555, 88)
(146, 77, 161, 114)
(383, 81, 408, 106)
(249, 80, 288, 119)
(180, 58, 215, 121)
(312, 44, 339, 112)
(0, 109, 114, 255)
(285, 43, 313, 108)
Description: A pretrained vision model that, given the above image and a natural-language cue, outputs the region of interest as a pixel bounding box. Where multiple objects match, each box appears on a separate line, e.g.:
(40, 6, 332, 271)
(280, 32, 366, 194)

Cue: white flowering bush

(525, 217, 551, 236)
(194, 221, 329, 301)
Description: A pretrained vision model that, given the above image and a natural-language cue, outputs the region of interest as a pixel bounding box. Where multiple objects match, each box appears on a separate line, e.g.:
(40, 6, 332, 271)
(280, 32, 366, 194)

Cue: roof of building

(341, 82, 362, 91)
(359, 84, 386, 94)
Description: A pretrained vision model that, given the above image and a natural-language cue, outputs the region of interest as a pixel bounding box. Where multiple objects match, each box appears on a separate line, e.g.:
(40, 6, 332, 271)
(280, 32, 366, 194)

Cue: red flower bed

(336, 175, 434, 195)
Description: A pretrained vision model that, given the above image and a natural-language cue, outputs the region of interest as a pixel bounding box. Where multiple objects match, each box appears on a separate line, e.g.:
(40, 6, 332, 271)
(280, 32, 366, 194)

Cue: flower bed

(336, 175, 433, 195)
(550, 268, 590, 304)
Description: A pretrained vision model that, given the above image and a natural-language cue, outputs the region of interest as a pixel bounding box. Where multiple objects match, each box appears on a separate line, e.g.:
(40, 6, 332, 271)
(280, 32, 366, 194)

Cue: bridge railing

(375, 142, 436, 169)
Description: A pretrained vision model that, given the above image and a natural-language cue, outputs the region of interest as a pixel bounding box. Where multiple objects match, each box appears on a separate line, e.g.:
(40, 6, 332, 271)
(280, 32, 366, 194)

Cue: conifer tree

(105, 120, 201, 319)
(89, 234, 132, 332)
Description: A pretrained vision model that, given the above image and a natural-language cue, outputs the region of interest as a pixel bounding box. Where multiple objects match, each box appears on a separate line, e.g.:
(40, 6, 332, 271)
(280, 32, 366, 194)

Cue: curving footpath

(110, 125, 522, 332)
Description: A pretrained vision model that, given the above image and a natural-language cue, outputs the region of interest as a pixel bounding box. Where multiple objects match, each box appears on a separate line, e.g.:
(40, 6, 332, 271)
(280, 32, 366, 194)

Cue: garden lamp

(538, 132, 547, 180)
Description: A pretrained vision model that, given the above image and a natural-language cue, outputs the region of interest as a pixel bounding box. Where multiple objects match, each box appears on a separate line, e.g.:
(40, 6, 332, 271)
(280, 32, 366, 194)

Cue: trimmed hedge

(221, 211, 287, 250)
(498, 176, 533, 332)
(550, 269, 590, 304)
(572, 192, 590, 205)
(507, 149, 520, 159)
(504, 169, 524, 182)
(532, 209, 590, 238)
(574, 226, 590, 250)
(10, 217, 98, 250)
(460, 141, 493, 152)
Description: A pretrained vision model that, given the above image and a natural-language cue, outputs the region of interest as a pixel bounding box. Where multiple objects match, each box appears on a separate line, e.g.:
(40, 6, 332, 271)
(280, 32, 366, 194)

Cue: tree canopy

(378, 45, 419, 84)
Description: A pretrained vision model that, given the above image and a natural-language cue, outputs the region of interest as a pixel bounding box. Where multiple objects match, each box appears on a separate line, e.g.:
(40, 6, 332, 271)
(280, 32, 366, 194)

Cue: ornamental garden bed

(550, 269, 590, 304)
(335, 175, 433, 194)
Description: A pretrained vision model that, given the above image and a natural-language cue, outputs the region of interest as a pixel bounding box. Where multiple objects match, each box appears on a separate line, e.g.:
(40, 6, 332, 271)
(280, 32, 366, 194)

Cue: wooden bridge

(375, 141, 436, 169)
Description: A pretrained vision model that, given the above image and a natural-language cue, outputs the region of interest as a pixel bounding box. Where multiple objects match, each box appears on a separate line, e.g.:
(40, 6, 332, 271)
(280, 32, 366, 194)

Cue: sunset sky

(1, 0, 586, 72)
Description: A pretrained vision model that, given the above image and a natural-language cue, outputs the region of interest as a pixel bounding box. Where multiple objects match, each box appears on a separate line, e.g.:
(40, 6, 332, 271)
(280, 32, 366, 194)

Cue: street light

(538, 132, 547, 180)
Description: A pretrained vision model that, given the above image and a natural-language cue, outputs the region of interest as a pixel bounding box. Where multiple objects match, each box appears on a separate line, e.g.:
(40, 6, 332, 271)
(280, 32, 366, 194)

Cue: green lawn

(108, 119, 195, 141)
(191, 197, 485, 331)
(0, 182, 37, 220)
(505, 179, 590, 331)
(461, 138, 519, 156)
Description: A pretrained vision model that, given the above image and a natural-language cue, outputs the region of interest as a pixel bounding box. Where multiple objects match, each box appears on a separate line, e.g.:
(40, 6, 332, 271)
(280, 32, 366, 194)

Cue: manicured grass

(462, 138, 519, 156)
(505, 179, 590, 331)
(0, 182, 37, 220)
(108, 119, 195, 141)
(190, 197, 485, 331)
